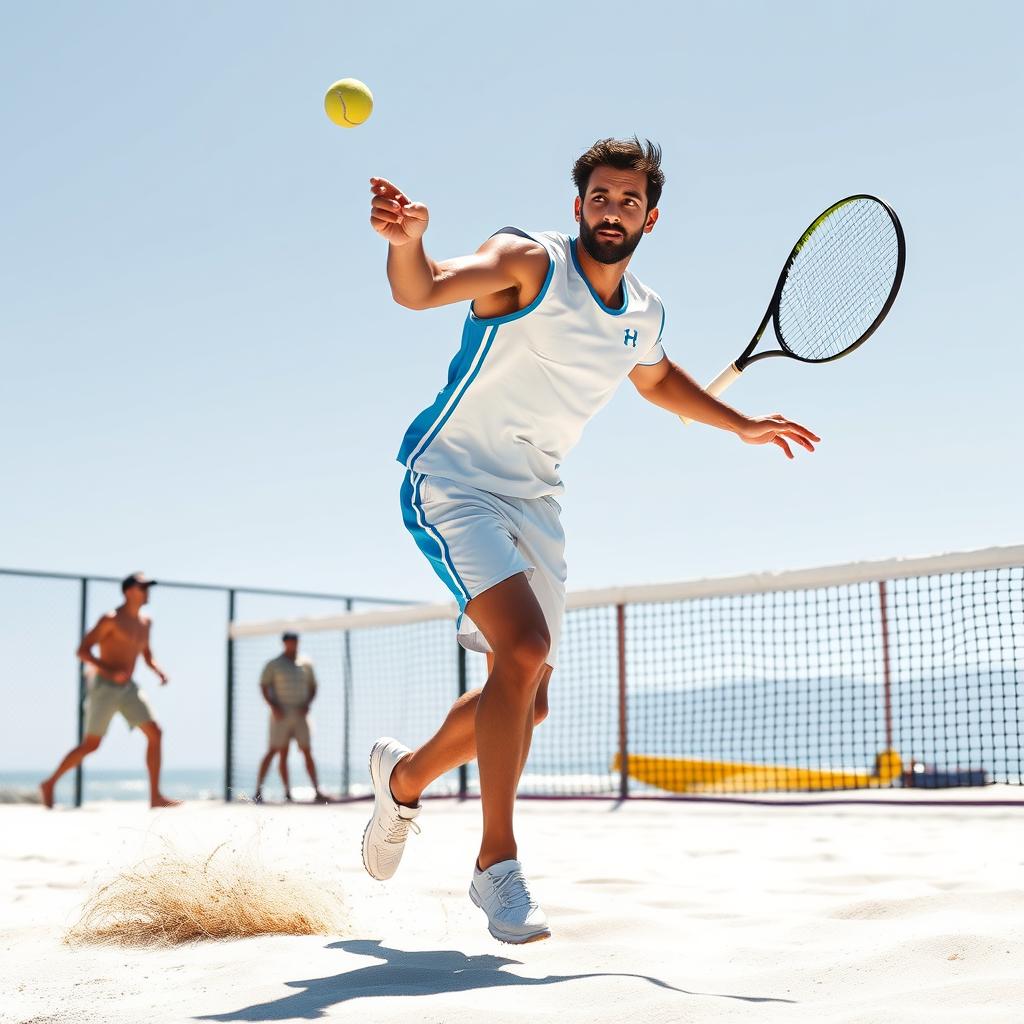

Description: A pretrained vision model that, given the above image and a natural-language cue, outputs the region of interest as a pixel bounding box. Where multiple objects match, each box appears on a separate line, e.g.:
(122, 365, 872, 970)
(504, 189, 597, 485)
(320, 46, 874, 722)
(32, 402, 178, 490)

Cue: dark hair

(572, 137, 665, 210)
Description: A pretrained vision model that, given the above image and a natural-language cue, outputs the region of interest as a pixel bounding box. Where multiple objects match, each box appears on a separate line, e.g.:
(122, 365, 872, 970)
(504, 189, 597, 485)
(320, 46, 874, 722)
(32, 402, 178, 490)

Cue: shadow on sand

(197, 938, 795, 1020)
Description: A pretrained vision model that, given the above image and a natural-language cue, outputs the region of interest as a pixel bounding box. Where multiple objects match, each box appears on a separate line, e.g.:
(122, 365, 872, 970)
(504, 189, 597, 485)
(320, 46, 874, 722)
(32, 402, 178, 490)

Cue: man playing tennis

(40, 572, 179, 810)
(361, 138, 819, 943)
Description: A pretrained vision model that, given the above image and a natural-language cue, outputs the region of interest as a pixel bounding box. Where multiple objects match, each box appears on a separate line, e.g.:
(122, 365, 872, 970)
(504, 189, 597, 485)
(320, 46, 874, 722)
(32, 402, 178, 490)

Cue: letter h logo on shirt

(623, 328, 638, 348)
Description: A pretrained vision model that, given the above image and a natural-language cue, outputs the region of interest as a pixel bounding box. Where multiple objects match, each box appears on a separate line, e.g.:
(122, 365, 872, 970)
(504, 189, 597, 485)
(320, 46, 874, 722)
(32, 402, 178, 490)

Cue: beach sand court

(2, 796, 1022, 1023)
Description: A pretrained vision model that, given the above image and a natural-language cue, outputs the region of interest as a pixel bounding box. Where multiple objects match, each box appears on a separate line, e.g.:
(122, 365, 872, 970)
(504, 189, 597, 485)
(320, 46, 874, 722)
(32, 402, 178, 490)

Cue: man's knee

(83, 735, 102, 753)
(502, 628, 551, 681)
(144, 722, 163, 741)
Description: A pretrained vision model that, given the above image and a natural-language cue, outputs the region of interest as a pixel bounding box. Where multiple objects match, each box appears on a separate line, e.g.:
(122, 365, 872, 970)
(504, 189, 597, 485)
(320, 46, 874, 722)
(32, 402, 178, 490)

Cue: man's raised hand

(369, 177, 429, 246)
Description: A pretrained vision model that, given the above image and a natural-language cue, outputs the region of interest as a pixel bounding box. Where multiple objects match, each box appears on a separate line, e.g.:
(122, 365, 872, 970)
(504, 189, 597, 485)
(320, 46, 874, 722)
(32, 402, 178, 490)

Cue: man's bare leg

(40, 736, 102, 808)
(278, 745, 292, 801)
(391, 573, 548, 869)
(390, 660, 550, 806)
(300, 747, 329, 802)
(517, 662, 551, 776)
(138, 722, 180, 809)
(254, 749, 277, 802)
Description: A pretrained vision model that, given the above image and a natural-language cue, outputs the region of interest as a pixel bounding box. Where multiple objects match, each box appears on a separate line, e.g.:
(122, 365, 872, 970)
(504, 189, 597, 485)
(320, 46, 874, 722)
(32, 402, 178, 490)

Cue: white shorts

(400, 470, 567, 666)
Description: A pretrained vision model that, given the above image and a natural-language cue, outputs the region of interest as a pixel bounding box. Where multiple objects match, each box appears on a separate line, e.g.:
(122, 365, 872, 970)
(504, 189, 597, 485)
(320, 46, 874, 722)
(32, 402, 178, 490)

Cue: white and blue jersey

(396, 229, 667, 657)
(397, 229, 667, 500)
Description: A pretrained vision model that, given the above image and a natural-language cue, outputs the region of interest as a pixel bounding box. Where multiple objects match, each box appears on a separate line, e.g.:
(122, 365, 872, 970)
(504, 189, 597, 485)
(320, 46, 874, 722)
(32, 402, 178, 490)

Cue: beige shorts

(84, 677, 155, 737)
(269, 709, 311, 750)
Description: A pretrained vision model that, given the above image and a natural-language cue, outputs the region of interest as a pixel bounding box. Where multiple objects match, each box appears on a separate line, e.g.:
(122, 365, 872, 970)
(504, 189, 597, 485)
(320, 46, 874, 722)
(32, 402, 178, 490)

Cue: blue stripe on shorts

(399, 469, 470, 610)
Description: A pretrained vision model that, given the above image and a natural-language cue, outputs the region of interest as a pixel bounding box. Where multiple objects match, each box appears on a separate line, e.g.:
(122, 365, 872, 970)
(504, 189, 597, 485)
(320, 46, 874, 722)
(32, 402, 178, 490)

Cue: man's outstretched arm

(142, 622, 169, 685)
(368, 176, 548, 311)
(630, 358, 820, 459)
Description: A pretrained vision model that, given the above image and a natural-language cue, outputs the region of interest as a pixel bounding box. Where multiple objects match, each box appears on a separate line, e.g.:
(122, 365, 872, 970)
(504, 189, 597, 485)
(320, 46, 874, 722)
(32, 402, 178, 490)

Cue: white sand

(3, 795, 1023, 1024)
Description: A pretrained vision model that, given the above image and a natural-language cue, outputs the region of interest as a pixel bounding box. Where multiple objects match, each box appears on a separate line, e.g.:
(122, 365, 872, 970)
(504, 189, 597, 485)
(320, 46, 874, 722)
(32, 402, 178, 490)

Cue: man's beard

(578, 216, 643, 265)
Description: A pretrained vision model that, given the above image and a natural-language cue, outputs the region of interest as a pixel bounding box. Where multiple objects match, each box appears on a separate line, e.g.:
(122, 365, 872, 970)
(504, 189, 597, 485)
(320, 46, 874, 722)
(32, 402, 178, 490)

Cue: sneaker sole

(360, 739, 389, 880)
(469, 885, 552, 944)
(361, 738, 416, 882)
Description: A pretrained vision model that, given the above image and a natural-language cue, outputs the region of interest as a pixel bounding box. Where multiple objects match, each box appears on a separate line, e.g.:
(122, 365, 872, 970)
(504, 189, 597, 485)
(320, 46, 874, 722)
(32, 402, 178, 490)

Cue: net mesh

(229, 553, 1023, 800)
(778, 197, 902, 362)
(230, 618, 464, 801)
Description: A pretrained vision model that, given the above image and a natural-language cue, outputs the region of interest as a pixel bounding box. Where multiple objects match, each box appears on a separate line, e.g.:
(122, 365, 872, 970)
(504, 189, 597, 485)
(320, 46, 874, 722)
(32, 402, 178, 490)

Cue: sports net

(227, 547, 1023, 800)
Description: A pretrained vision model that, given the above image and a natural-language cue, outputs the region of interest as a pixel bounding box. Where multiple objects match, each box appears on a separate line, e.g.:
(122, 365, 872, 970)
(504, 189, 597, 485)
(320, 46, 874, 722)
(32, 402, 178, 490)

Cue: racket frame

(679, 194, 906, 425)
(744, 193, 907, 370)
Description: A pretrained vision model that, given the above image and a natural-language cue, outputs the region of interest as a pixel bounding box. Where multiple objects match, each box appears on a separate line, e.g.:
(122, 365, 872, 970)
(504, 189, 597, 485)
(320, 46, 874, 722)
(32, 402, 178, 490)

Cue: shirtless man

(40, 571, 180, 809)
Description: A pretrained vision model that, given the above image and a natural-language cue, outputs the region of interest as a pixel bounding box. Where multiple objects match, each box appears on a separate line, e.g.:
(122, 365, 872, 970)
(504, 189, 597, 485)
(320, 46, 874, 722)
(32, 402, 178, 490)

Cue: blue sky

(2, 1, 1021, 774)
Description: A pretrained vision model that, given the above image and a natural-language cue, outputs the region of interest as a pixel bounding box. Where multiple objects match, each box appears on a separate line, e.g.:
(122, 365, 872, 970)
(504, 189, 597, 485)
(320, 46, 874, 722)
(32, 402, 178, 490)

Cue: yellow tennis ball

(323, 78, 373, 128)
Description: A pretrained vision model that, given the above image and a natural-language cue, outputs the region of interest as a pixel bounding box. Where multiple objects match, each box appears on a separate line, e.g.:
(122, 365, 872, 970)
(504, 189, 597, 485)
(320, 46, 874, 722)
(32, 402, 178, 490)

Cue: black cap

(282, 631, 299, 641)
(121, 571, 157, 593)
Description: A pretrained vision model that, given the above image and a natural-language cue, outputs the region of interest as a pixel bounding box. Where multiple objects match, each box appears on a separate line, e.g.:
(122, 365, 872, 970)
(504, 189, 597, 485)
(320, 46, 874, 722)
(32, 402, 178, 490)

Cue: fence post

(342, 598, 353, 797)
(878, 580, 894, 751)
(616, 603, 629, 800)
(74, 577, 88, 808)
(458, 644, 468, 799)
(224, 589, 236, 803)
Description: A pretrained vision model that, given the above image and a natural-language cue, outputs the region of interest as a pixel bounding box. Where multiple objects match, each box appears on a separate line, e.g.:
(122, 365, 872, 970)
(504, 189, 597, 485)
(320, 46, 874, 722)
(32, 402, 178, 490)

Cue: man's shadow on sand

(197, 938, 795, 1021)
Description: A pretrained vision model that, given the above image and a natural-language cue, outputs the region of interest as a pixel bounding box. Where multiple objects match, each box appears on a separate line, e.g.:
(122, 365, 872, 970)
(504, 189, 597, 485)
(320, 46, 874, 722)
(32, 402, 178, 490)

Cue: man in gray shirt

(254, 632, 329, 803)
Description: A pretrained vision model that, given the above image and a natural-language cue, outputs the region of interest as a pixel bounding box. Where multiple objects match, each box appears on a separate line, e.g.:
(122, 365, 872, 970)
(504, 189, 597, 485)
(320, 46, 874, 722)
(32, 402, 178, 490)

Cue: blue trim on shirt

(397, 231, 554, 471)
(397, 318, 490, 466)
(405, 323, 499, 471)
(569, 237, 629, 316)
(470, 233, 555, 326)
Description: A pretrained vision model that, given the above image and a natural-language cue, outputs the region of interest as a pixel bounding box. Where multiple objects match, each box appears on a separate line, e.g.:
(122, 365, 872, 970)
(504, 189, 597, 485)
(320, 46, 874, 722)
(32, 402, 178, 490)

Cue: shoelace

(384, 814, 420, 845)
(490, 868, 536, 910)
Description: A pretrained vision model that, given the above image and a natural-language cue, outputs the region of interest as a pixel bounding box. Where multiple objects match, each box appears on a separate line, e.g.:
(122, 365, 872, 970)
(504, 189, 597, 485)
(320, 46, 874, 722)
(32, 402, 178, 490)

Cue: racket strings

(785, 216, 896, 359)
(778, 199, 901, 361)
(785, 207, 897, 351)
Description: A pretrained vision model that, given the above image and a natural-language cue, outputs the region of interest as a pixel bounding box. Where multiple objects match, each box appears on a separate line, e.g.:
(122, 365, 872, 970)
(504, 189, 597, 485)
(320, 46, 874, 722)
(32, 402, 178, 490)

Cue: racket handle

(679, 362, 743, 426)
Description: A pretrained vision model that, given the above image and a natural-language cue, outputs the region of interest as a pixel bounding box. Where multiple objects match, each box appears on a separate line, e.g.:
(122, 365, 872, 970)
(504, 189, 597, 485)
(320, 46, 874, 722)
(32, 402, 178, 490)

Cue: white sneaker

(469, 859, 550, 944)
(361, 737, 421, 881)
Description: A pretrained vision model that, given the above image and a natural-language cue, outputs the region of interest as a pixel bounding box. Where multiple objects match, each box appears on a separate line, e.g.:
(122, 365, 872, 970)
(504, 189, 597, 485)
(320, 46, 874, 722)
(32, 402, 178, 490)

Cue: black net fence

(229, 548, 1024, 801)
(0, 568, 396, 807)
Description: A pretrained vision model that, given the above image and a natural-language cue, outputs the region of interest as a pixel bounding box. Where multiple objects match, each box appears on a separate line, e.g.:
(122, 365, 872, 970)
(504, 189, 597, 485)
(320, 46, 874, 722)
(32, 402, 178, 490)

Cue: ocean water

(6, 669, 1020, 805)
(0, 768, 223, 805)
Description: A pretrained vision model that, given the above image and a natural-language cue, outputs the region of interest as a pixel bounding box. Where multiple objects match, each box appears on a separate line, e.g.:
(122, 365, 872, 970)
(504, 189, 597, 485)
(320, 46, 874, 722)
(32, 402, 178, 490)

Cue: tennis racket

(680, 194, 906, 425)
